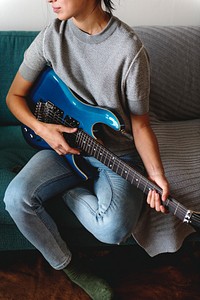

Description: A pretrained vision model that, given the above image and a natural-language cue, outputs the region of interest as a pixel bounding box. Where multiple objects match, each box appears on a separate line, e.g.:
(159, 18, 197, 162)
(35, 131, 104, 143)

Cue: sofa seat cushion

(0, 125, 37, 225)
(134, 118, 200, 256)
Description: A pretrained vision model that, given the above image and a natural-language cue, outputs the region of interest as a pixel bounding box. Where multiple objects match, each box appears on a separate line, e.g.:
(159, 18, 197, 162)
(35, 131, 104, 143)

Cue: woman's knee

(90, 212, 134, 244)
(4, 177, 32, 215)
(94, 226, 131, 245)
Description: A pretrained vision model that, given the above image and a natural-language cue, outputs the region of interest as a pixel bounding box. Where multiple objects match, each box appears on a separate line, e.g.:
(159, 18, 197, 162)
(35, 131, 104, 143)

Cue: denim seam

(66, 190, 97, 216)
(98, 169, 115, 214)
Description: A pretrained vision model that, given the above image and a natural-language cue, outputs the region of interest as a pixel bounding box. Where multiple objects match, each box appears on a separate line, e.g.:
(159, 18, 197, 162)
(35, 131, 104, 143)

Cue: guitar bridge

(34, 100, 64, 123)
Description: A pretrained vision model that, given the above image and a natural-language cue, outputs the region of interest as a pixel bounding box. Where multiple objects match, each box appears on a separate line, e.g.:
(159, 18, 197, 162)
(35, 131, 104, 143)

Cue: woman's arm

(6, 72, 80, 156)
(131, 112, 170, 213)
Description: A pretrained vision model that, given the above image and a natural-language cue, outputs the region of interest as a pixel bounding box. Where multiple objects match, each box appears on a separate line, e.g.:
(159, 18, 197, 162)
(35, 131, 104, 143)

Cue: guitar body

(22, 67, 123, 180)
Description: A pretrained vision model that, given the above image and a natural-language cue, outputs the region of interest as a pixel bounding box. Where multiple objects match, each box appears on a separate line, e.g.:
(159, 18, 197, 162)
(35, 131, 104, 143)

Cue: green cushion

(0, 31, 39, 125)
(0, 125, 38, 225)
(0, 225, 35, 251)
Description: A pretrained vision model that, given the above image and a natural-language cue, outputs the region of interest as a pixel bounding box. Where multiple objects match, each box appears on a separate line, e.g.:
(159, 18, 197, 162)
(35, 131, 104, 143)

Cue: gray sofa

(0, 26, 200, 254)
(132, 26, 200, 256)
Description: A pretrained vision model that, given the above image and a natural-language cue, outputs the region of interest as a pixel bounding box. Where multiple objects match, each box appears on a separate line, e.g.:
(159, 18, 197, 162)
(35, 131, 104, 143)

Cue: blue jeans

(4, 149, 144, 270)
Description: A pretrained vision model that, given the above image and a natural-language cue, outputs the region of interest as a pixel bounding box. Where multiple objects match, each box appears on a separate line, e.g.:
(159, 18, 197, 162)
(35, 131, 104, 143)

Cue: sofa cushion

(0, 31, 38, 125)
(0, 126, 38, 224)
(134, 26, 200, 121)
(134, 118, 200, 256)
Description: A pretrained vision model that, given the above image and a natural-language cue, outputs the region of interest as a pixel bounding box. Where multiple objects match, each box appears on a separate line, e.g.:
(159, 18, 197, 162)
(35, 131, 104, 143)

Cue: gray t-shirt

(19, 16, 150, 156)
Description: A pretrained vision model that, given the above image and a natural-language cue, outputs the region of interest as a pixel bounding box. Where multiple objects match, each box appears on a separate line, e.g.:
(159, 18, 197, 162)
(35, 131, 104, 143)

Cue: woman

(4, 0, 169, 299)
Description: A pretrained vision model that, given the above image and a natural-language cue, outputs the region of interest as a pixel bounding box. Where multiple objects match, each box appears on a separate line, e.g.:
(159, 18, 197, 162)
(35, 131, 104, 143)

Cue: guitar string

(37, 107, 191, 219)
(191, 214, 200, 222)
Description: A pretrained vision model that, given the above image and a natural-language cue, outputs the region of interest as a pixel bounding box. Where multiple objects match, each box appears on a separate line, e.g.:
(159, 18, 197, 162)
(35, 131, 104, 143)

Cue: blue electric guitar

(22, 67, 200, 230)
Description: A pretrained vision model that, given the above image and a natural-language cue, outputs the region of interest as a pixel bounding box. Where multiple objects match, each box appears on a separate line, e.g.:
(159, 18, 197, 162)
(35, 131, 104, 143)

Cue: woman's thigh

(4, 149, 82, 208)
(64, 156, 145, 244)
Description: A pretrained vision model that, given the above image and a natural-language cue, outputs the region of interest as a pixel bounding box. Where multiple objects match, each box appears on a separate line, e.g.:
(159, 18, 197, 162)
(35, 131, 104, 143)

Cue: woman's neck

(72, 5, 111, 35)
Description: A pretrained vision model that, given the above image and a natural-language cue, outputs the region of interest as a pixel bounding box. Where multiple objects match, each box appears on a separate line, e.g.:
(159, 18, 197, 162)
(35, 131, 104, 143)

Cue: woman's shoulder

(113, 16, 143, 53)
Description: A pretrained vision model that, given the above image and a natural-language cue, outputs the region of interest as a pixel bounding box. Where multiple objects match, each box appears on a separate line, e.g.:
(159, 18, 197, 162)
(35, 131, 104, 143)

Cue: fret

(130, 171, 137, 185)
(115, 159, 120, 174)
(84, 135, 91, 154)
(102, 148, 109, 165)
(87, 138, 95, 156)
(124, 168, 128, 179)
(91, 139, 98, 156)
(85, 135, 91, 153)
(90, 141, 98, 157)
(89, 138, 96, 155)
(111, 156, 120, 174)
(97, 150, 103, 161)
(119, 164, 125, 178)
(104, 155, 112, 169)
(135, 177, 139, 185)
(77, 132, 86, 149)
(82, 139, 87, 150)
(108, 156, 115, 169)
(174, 202, 180, 216)
(142, 180, 149, 194)
(136, 177, 140, 188)
(111, 159, 120, 174)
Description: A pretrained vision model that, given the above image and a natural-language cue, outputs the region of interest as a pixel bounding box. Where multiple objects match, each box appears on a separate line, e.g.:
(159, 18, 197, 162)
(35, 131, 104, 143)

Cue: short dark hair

(102, 0, 115, 13)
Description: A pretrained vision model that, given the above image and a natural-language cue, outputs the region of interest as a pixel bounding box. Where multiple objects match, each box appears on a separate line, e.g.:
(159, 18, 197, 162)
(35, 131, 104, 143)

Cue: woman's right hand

(35, 122, 81, 156)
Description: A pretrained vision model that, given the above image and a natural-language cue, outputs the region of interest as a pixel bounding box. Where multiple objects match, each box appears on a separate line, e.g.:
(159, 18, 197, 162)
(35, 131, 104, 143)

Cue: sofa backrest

(1, 27, 200, 124)
(134, 26, 200, 121)
(0, 31, 38, 125)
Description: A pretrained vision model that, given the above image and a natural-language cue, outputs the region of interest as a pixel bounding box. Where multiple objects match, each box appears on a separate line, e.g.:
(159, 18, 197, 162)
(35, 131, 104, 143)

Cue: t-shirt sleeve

(18, 28, 48, 82)
(125, 46, 150, 115)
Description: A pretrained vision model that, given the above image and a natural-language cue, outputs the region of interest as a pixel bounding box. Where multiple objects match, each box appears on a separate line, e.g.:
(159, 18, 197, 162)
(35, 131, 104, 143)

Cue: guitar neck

(75, 129, 189, 222)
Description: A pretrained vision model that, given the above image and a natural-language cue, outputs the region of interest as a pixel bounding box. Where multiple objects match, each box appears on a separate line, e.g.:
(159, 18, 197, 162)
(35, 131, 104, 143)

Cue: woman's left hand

(146, 173, 170, 213)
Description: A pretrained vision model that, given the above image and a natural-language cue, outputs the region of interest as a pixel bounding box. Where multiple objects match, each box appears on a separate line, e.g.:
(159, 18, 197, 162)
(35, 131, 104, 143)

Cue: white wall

(0, 0, 52, 31)
(0, 0, 200, 31)
(115, 0, 200, 26)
